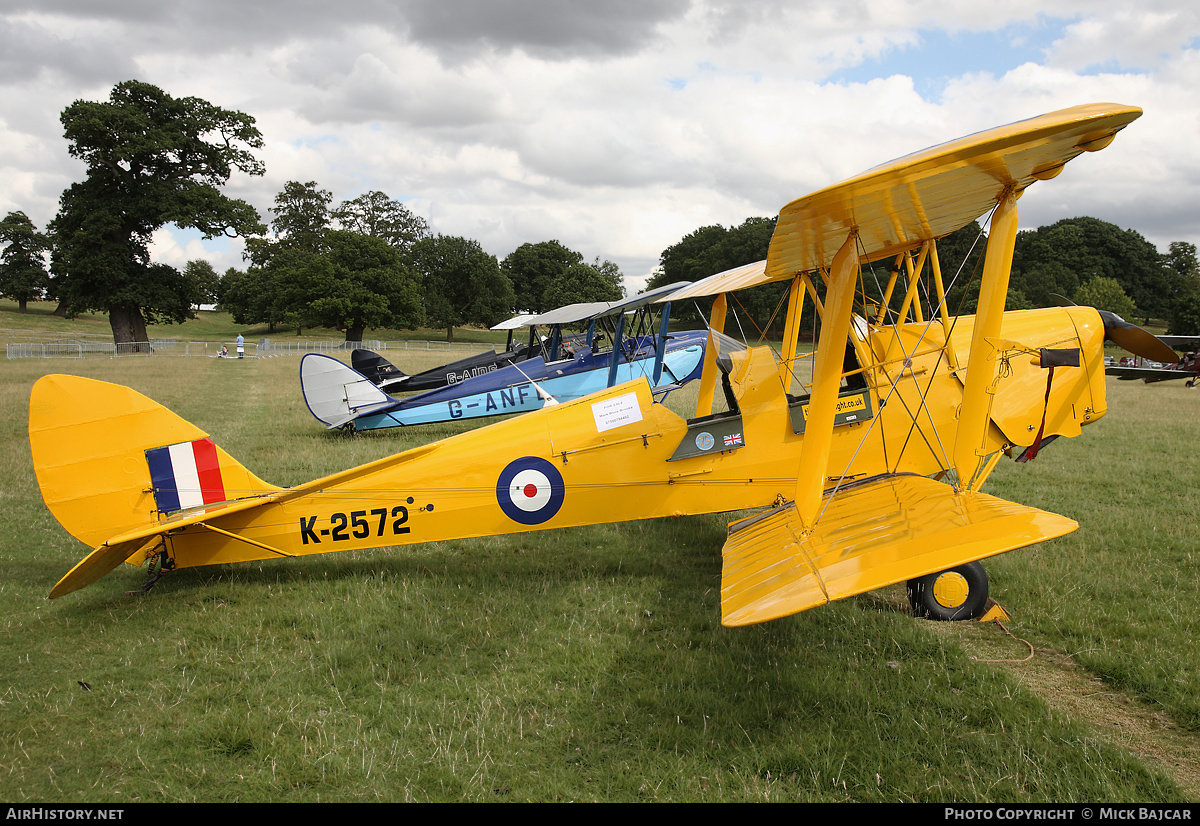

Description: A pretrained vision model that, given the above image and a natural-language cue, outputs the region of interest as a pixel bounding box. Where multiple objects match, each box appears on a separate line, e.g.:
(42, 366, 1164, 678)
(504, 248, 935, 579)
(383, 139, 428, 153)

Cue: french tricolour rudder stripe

(145, 438, 226, 513)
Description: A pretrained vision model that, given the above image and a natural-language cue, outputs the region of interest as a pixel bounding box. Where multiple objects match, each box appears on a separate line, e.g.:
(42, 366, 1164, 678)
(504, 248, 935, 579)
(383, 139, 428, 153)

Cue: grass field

(1, 312, 1198, 801)
(0, 299, 512, 347)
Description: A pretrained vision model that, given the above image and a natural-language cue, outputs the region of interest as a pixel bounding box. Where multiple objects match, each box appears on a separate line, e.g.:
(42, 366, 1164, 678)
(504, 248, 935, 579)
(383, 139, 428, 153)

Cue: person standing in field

(236, 333, 244, 359)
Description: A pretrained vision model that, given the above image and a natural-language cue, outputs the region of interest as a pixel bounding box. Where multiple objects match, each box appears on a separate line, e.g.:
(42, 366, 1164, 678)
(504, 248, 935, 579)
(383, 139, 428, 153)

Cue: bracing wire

(811, 212, 996, 527)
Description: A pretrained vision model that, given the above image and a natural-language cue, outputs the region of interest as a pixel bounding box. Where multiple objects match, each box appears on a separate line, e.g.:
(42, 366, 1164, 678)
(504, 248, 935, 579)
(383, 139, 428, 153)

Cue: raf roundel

(496, 457, 566, 525)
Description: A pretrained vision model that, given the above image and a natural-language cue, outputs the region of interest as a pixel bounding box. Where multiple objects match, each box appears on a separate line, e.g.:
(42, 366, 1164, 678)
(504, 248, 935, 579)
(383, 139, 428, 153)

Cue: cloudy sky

(2, 0, 1198, 292)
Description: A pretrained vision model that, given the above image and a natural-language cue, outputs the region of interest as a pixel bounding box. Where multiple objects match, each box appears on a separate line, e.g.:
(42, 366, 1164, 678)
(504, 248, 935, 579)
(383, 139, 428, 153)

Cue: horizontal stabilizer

(49, 536, 161, 599)
(47, 489, 287, 598)
(300, 354, 396, 427)
(720, 474, 1078, 627)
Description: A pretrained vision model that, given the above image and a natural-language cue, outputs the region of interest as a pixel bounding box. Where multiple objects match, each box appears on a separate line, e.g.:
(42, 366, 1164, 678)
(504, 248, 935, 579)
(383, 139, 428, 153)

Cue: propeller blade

(1097, 310, 1179, 364)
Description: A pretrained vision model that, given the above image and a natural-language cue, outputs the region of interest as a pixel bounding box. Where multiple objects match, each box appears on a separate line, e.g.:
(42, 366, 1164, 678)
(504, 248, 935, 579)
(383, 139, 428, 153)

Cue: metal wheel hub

(932, 571, 969, 608)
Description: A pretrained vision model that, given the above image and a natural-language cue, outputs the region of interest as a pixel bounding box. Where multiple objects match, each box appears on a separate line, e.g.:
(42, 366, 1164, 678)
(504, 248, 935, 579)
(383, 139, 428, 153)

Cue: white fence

(6, 338, 494, 360)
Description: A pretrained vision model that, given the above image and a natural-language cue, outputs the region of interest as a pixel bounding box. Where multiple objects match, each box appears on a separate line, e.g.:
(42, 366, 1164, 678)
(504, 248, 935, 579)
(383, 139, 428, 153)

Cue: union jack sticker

(723, 432, 743, 447)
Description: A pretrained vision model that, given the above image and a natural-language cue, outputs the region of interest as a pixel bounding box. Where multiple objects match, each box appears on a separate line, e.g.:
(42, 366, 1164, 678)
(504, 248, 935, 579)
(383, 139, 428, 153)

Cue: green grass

(0, 300, 511, 347)
(985, 378, 1200, 731)
(0, 345, 1194, 801)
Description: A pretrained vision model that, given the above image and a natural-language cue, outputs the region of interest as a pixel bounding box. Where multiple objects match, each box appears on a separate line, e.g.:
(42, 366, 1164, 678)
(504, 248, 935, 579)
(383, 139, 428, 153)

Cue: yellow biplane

(30, 102, 1171, 625)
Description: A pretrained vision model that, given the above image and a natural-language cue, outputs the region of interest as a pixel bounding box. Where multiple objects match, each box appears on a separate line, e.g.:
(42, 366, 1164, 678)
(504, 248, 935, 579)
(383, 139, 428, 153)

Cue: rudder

(351, 348, 408, 386)
(300, 353, 395, 427)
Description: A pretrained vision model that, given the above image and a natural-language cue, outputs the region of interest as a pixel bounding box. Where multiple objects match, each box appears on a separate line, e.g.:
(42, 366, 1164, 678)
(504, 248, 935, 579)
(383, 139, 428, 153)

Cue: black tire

(907, 561, 989, 621)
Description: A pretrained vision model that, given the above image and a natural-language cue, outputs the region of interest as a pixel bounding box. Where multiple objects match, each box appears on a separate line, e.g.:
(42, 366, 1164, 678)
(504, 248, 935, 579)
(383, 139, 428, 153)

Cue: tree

(224, 237, 423, 340)
(222, 251, 312, 334)
(411, 235, 514, 342)
(586, 257, 626, 301)
(231, 181, 333, 333)
(1166, 242, 1199, 280)
(233, 183, 426, 339)
(1165, 241, 1200, 333)
(651, 224, 729, 290)
(1073, 276, 1138, 320)
(692, 217, 777, 279)
(1170, 277, 1200, 335)
(648, 217, 777, 332)
(541, 259, 624, 310)
(333, 191, 429, 252)
(219, 266, 269, 329)
(183, 260, 221, 307)
(502, 241, 584, 313)
(0, 211, 51, 312)
(49, 80, 265, 345)
(299, 231, 424, 341)
(267, 181, 332, 251)
(1010, 217, 1169, 320)
(216, 266, 245, 309)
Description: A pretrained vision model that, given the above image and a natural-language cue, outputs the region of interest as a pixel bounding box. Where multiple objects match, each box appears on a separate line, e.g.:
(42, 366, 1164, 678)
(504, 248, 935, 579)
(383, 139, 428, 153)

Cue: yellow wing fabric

(664, 261, 768, 301)
(767, 103, 1141, 278)
(720, 475, 1078, 627)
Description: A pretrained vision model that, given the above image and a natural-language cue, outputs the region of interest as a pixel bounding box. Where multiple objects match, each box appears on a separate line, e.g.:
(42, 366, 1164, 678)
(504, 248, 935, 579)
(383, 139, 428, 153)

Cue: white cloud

(1047, 7, 1200, 71)
(2, 0, 1198, 289)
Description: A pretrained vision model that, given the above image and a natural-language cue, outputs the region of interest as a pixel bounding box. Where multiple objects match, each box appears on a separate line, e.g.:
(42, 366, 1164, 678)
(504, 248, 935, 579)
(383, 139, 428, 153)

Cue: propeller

(1096, 310, 1179, 365)
(1047, 294, 1178, 364)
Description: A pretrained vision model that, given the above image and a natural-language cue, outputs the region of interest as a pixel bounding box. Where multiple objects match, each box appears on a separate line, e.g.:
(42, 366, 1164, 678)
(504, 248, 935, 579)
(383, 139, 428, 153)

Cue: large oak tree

(50, 80, 265, 345)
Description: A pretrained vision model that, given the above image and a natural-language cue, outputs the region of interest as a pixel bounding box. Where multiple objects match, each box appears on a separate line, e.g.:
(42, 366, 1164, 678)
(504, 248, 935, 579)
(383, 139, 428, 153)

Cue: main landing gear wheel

(907, 561, 989, 621)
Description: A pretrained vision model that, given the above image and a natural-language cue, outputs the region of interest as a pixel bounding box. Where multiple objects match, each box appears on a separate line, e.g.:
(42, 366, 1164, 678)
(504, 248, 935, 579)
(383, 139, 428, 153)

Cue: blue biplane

(300, 283, 726, 430)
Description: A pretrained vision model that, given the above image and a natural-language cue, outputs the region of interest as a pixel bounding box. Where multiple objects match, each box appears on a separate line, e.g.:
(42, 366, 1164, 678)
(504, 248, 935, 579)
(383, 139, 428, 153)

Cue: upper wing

(1158, 335, 1200, 351)
(653, 104, 1142, 296)
(768, 103, 1142, 279)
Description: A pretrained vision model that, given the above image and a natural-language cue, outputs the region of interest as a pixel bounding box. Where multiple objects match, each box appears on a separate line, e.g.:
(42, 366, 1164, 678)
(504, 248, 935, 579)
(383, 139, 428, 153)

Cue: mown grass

(985, 377, 1200, 731)
(0, 347, 1193, 801)
(0, 300, 510, 346)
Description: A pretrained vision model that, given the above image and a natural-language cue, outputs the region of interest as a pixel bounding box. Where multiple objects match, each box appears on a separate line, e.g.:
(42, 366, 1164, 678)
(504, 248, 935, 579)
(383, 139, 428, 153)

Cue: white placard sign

(591, 392, 643, 433)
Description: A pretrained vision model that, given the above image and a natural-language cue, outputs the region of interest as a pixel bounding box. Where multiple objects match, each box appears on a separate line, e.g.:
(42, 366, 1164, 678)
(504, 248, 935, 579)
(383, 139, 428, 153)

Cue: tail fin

(29, 374, 280, 554)
(351, 348, 408, 386)
(301, 353, 396, 427)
